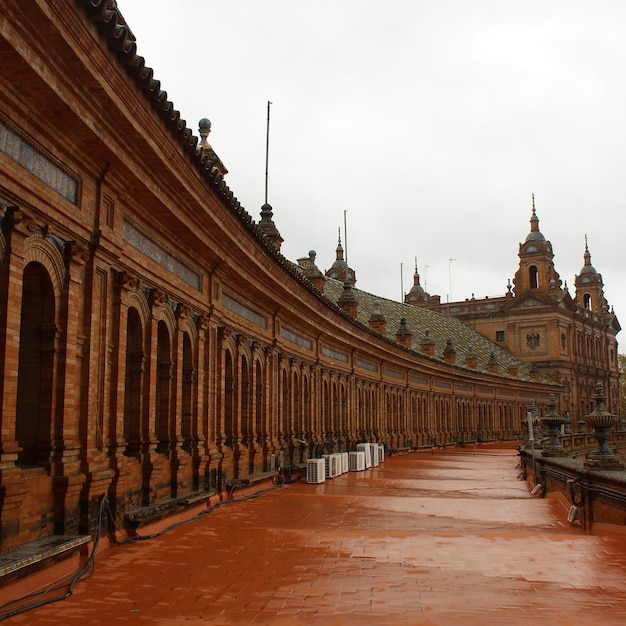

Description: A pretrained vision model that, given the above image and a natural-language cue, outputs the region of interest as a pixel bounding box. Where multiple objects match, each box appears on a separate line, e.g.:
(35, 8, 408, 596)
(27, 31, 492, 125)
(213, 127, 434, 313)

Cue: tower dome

(405, 257, 429, 305)
(325, 228, 356, 286)
(579, 236, 598, 276)
(525, 195, 545, 244)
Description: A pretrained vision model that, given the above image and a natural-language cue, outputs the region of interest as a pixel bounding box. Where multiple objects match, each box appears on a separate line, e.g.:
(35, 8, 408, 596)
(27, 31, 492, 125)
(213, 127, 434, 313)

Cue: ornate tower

(574, 236, 607, 313)
(325, 229, 356, 287)
(405, 257, 429, 305)
(512, 196, 562, 298)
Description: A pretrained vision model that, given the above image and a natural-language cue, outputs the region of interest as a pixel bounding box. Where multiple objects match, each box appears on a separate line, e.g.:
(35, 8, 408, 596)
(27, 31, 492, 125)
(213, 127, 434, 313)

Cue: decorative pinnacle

(198, 118, 211, 145)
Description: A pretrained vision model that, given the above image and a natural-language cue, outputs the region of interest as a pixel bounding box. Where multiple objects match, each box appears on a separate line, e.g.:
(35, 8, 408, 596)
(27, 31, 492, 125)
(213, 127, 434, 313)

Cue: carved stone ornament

(11, 209, 37, 233)
(68, 241, 90, 264)
(150, 289, 169, 307)
(177, 303, 192, 320)
(121, 273, 141, 291)
(198, 315, 210, 331)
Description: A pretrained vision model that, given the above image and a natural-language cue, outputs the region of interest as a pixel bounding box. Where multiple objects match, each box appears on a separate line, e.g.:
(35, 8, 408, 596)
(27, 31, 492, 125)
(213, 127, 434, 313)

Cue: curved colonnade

(0, 0, 560, 552)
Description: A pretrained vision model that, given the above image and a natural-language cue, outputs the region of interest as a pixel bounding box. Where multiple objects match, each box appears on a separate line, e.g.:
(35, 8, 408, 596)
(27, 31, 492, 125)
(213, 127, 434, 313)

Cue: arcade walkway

(4, 446, 626, 625)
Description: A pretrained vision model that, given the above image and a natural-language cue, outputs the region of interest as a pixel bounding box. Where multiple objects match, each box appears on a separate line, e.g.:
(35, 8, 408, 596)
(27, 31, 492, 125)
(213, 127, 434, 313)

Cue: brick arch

(23, 234, 65, 306)
(152, 301, 176, 337)
(177, 315, 198, 345)
(125, 289, 150, 331)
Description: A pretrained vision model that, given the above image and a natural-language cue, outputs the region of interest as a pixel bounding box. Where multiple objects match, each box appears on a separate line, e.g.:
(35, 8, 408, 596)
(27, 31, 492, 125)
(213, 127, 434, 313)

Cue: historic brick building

(406, 198, 621, 422)
(0, 0, 562, 556)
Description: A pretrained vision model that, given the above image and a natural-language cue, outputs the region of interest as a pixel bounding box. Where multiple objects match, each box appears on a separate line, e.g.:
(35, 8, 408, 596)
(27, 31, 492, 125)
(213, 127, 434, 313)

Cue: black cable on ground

(0, 476, 292, 621)
(0, 494, 107, 622)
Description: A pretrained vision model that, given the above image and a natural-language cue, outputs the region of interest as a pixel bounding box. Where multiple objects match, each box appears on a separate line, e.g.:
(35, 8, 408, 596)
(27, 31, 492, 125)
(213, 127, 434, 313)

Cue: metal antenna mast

(344, 210, 348, 265)
(264, 100, 272, 205)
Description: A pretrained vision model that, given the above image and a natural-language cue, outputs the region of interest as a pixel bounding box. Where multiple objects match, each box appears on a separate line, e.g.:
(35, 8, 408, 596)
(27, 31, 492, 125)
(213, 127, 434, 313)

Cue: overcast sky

(119, 0, 625, 343)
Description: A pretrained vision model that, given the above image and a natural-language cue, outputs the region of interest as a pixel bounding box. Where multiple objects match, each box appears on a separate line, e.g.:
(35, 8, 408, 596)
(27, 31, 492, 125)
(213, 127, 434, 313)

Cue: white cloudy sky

(119, 0, 625, 338)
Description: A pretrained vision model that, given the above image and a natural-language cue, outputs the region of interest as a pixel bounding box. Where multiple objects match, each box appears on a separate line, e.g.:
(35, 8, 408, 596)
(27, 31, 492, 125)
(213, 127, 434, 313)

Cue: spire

(525, 194, 545, 243)
(583, 234, 593, 268)
(325, 227, 356, 286)
(405, 256, 429, 305)
(575, 234, 606, 312)
(336, 228, 344, 261)
(579, 235, 598, 275)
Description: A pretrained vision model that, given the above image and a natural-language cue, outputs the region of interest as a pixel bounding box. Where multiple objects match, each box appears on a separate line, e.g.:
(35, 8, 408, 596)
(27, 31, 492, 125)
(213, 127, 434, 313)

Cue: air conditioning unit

(323, 454, 341, 478)
(356, 443, 372, 468)
(349, 451, 366, 471)
(340, 452, 349, 474)
(307, 458, 325, 484)
(369, 443, 379, 467)
(376, 444, 385, 464)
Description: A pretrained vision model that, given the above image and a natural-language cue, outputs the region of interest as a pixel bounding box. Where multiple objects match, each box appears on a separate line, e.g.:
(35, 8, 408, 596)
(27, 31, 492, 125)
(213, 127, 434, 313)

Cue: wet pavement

(4, 446, 626, 625)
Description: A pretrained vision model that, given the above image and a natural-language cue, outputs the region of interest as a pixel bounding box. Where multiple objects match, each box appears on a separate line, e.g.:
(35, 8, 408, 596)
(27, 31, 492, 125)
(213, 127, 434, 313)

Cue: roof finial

(585, 233, 589, 251)
(337, 227, 342, 247)
(198, 118, 211, 145)
(532, 193, 536, 215)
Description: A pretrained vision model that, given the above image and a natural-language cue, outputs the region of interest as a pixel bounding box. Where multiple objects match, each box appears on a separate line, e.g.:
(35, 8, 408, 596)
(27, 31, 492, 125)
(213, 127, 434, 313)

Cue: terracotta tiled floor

(4, 446, 626, 625)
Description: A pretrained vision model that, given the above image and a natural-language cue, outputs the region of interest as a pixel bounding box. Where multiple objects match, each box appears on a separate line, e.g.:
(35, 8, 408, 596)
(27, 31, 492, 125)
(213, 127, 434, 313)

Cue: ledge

(0, 535, 91, 585)
(225, 471, 278, 489)
(124, 491, 215, 529)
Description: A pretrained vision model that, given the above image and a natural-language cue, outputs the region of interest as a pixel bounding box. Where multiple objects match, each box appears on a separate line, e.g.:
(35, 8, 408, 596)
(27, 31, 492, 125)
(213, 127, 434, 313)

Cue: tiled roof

(323, 278, 545, 383)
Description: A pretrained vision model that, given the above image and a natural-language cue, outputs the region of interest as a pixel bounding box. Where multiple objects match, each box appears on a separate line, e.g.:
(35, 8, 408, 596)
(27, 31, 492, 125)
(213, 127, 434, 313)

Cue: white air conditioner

(307, 458, 325, 484)
(349, 451, 366, 471)
(369, 443, 379, 467)
(340, 452, 349, 474)
(323, 454, 341, 478)
(376, 444, 385, 464)
(356, 443, 372, 468)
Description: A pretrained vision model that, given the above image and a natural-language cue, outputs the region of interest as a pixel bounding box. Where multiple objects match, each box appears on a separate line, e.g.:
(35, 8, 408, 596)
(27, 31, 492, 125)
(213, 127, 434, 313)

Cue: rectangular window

(496, 330, 505, 342)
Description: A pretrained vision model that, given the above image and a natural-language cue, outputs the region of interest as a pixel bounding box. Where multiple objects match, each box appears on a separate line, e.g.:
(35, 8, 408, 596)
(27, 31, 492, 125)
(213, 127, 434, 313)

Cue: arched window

(583, 293, 591, 309)
(224, 351, 234, 446)
(124, 307, 143, 457)
(255, 361, 264, 440)
(240, 354, 249, 441)
(16, 262, 55, 467)
(181, 332, 193, 451)
(156, 321, 171, 452)
(529, 265, 538, 289)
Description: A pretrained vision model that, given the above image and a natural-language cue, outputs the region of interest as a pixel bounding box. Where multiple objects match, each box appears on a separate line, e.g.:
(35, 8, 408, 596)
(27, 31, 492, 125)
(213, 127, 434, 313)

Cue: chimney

(487, 352, 499, 373)
(368, 299, 386, 335)
(337, 280, 358, 318)
(395, 317, 412, 349)
(443, 338, 456, 364)
(465, 346, 478, 369)
(420, 329, 435, 357)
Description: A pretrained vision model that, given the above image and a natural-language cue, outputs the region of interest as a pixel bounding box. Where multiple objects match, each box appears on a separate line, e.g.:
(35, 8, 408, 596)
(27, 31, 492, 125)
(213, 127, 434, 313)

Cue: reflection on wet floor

(6, 446, 626, 625)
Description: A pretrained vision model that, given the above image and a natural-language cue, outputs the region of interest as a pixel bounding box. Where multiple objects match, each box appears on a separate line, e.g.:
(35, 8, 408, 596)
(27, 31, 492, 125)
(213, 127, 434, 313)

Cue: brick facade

(0, 0, 561, 554)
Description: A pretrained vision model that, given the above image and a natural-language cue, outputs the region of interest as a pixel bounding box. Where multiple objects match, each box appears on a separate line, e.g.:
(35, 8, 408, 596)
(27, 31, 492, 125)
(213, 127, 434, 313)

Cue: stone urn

(541, 394, 567, 456)
(583, 383, 624, 470)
